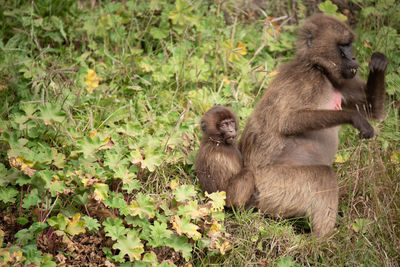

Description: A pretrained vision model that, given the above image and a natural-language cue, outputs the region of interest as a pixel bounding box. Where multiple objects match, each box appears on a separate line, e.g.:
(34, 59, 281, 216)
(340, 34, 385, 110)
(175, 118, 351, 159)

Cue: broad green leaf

(275, 256, 303, 267)
(150, 27, 169, 39)
(318, 0, 347, 21)
(167, 234, 192, 261)
(171, 215, 201, 240)
(82, 216, 100, 232)
(128, 192, 156, 219)
(103, 194, 128, 209)
(0, 187, 18, 204)
(113, 230, 144, 261)
(141, 147, 163, 172)
(48, 180, 66, 197)
(24, 244, 43, 265)
(173, 185, 196, 202)
(103, 217, 129, 241)
(76, 136, 104, 158)
(177, 200, 209, 219)
(352, 218, 371, 234)
(148, 221, 173, 247)
(15, 222, 47, 245)
(122, 179, 142, 193)
(38, 103, 66, 125)
(22, 188, 40, 209)
(142, 251, 158, 265)
(48, 214, 68, 231)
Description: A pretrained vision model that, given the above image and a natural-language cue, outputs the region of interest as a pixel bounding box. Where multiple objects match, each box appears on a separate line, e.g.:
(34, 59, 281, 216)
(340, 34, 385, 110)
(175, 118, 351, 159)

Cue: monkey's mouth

(226, 136, 235, 143)
(350, 68, 357, 74)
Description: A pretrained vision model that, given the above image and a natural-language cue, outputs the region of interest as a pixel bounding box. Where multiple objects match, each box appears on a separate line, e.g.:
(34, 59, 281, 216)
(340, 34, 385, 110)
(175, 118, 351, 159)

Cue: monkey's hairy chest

(277, 87, 342, 166)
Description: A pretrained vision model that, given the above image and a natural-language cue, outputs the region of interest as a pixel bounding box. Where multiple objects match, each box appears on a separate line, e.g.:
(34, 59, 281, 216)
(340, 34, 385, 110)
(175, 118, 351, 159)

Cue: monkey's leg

(225, 167, 255, 207)
(255, 165, 338, 238)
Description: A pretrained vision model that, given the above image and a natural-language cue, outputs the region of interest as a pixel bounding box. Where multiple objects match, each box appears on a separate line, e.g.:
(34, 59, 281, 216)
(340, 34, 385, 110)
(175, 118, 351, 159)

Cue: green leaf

(48, 180, 66, 197)
(150, 27, 169, 39)
(15, 222, 47, 245)
(48, 214, 68, 231)
(167, 234, 192, 261)
(40, 253, 57, 267)
(113, 230, 144, 261)
(16, 217, 29, 226)
(82, 216, 100, 232)
(0, 186, 18, 204)
(173, 185, 196, 202)
(128, 192, 156, 219)
(352, 218, 371, 234)
(122, 179, 142, 193)
(318, 0, 347, 21)
(76, 136, 104, 158)
(24, 244, 43, 265)
(176, 200, 208, 219)
(171, 215, 201, 240)
(142, 251, 158, 265)
(141, 147, 163, 172)
(148, 221, 173, 247)
(38, 103, 66, 124)
(103, 217, 129, 241)
(275, 256, 303, 267)
(103, 193, 128, 209)
(104, 151, 128, 169)
(22, 188, 40, 209)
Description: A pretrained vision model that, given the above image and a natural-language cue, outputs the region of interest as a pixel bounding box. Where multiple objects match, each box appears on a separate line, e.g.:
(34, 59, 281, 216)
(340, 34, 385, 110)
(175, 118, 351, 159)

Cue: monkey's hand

(352, 112, 374, 139)
(369, 52, 388, 73)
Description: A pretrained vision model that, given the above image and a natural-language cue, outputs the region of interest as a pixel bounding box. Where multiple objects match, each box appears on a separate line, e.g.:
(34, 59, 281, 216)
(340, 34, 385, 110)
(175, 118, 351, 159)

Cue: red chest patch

(333, 90, 342, 110)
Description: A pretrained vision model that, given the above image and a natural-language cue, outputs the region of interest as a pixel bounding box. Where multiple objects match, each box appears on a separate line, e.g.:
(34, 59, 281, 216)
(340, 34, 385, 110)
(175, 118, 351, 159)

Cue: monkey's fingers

(358, 126, 374, 139)
(369, 52, 388, 72)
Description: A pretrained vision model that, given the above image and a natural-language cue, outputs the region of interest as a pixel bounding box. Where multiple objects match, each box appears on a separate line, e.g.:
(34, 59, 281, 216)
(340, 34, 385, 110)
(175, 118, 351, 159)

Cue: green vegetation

(0, 0, 399, 266)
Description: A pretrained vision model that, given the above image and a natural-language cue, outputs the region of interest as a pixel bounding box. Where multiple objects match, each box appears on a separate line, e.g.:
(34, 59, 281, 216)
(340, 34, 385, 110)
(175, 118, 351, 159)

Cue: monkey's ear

(201, 121, 207, 132)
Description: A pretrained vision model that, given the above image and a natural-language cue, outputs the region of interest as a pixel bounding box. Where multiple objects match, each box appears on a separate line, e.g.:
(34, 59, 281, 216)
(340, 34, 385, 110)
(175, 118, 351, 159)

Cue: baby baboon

(195, 106, 254, 207)
(239, 14, 388, 237)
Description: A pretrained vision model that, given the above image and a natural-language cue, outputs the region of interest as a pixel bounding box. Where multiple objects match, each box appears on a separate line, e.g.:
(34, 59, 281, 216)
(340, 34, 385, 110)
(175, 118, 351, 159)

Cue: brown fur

(195, 106, 255, 207)
(239, 14, 388, 237)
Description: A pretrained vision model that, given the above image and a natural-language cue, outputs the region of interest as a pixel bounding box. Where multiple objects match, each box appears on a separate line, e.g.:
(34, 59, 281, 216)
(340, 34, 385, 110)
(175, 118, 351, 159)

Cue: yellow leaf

(234, 41, 247, 56)
(334, 151, 350, 163)
(84, 69, 100, 92)
(170, 178, 179, 189)
(390, 151, 400, 164)
(223, 76, 230, 85)
(9, 156, 36, 177)
(215, 240, 231, 255)
(268, 70, 279, 77)
(94, 183, 109, 201)
(89, 131, 98, 138)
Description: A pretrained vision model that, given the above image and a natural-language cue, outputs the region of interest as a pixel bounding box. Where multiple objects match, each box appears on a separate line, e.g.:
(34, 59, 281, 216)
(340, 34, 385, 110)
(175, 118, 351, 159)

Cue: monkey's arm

(341, 52, 388, 120)
(279, 109, 374, 138)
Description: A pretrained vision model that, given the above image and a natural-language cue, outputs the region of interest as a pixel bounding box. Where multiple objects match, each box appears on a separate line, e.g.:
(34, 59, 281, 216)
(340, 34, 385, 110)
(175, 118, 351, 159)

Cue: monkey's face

(338, 43, 359, 79)
(219, 118, 237, 144)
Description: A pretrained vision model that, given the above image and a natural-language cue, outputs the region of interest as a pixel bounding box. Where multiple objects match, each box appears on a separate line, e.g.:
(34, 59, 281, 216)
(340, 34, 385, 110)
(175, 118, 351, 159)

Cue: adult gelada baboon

(239, 14, 388, 237)
(195, 106, 255, 207)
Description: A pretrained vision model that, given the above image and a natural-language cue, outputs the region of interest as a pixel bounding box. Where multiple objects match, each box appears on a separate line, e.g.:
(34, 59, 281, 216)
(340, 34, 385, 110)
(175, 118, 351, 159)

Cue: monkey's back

(195, 142, 242, 194)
